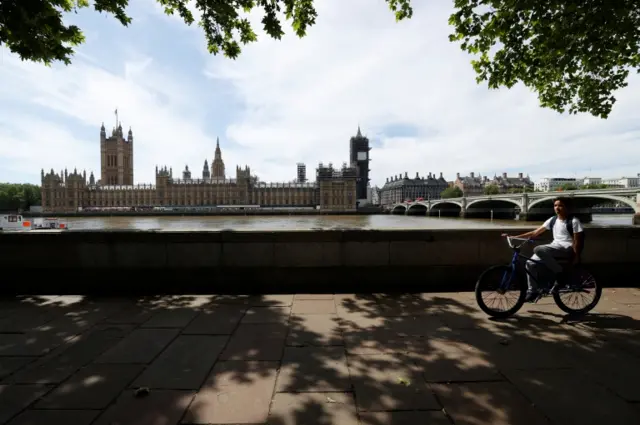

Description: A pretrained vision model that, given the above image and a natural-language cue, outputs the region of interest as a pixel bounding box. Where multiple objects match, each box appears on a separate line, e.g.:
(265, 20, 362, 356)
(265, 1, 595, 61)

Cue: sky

(1, 0, 639, 187)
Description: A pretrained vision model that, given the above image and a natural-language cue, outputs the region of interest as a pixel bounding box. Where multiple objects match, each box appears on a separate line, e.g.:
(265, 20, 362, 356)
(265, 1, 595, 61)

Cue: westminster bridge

(387, 188, 640, 224)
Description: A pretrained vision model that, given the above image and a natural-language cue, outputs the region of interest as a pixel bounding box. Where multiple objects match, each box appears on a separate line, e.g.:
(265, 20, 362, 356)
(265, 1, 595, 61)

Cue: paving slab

(251, 294, 295, 306)
(182, 361, 279, 424)
(103, 305, 156, 324)
(0, 332, 73, 357)
(93, 389, 195, 425)
(276, 346, 351, 392)
(240, 306, 291, 324)
(348, 353, 439, 412)
(269, 392, 358, 425)
(219, 334, 285, 361)
(0, 384, 50, 424)
(95, 328, 180, 364)
(571, 340, 640, 402)
(295, 294, 335, 300)
(0, 358, 35, 380)
(8, 328, 126, 384)
(182, 306, 247, 335)
(503, 368, 640, 425)
(291, 299, 337, 315)
(286, 314, 344, 347)
(0, 309, 60, 333)
(411, 335, 503, 383)
(6, 409, 99, 425)
(35, 363, 144, 409)
(232, 322, 289, 339)
(359, 411, 451, 425)
(132, 335, 228, 389)
(141, 308, 198, 328)
(432, 381, 550, 425)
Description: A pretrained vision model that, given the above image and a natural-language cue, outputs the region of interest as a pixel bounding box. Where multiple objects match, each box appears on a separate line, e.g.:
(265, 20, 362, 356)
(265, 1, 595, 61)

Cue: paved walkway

(1, 290, 640, 425)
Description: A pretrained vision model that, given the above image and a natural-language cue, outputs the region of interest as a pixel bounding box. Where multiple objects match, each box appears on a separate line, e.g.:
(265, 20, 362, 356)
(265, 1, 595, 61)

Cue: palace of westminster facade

(40, 120, 370, 213)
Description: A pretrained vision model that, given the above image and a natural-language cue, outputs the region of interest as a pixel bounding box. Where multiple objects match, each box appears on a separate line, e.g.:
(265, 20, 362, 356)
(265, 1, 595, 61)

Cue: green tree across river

(0, 184, 41, 212)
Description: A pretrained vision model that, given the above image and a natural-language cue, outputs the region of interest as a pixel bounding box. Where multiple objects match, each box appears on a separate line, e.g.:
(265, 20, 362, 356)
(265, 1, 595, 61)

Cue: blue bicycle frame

(499, 239, 554, 292)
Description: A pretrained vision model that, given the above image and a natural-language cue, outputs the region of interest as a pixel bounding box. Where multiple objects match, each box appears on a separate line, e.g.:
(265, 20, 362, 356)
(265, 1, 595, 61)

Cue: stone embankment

(1, 227, 637, 293)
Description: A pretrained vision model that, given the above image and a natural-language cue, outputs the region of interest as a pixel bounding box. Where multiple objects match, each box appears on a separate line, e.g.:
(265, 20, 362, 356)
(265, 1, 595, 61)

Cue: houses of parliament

(40, 119, 371, 213)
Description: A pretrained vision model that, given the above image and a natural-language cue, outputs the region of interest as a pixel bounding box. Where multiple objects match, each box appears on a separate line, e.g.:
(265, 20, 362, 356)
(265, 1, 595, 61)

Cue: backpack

(549, 215, 585, 254)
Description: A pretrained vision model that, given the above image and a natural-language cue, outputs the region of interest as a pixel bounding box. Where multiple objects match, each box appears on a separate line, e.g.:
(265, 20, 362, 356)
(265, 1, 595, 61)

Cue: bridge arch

(529, 194, 639, 212)
(406, 202, 429, 215)
(465, 198, 522, 219)
(390, 204, 407, 214)
(428, 200, 462, 217)
(528, 193, 639, 222)
(466, 198, 522, 210)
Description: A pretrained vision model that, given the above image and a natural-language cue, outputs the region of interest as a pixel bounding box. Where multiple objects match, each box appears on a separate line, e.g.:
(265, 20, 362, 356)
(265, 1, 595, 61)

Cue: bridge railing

(388, 187, 640, 209)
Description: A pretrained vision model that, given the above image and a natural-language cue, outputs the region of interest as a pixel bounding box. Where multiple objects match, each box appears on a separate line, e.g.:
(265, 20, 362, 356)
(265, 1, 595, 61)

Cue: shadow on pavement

(0, 289, 639, 424)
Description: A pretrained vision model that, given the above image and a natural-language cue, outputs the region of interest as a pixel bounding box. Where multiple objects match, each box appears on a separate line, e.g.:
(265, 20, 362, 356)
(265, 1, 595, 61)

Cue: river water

(61, 214, 634, 231)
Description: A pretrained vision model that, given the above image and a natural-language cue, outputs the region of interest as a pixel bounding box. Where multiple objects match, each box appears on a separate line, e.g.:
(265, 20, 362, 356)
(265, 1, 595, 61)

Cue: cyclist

(503, 197, 584, 302)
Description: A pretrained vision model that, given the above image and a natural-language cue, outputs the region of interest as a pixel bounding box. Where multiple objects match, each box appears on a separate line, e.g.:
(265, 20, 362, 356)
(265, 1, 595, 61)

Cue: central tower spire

(212, 136, 225, 179)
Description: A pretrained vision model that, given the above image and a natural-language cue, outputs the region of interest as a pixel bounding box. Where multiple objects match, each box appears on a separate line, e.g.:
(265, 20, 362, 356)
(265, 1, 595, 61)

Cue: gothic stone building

(453, 172, 533, 195)
(41, 121, 358, 213)
(453, 172, 487, 196)
(486, 172, 534, 193)
(379, 172, 449, 206)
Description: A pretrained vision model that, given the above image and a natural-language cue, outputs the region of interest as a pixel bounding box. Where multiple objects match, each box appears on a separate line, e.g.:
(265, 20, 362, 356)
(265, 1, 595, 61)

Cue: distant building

(316, 162, 357, 211)
(349, 126, 371, 206)
(379, 172, 448, 206)
(454, 172, 487, 196)
(370, 186, 381, 205)
(41, 118, 359, 213)
(297, 163, 307, 183)
(534, 177, 578, 192)
(211, 137, 225, 180)
(486, 172, 534, 193)
(100, 122, 133, 186)
(582, 177, 602, 186)
(182, 165, 192, 180)
(202, 160, 211, 179)
(601, 175, 640, 188)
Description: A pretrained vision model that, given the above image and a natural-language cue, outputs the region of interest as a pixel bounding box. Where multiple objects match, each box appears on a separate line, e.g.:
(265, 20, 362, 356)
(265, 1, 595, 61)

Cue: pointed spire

(356, 125, 362, 138)
(216, 137, 220, 149)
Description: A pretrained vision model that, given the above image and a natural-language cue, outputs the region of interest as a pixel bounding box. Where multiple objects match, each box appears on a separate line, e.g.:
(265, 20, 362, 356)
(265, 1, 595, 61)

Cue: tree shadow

(0, 291, 639, 425)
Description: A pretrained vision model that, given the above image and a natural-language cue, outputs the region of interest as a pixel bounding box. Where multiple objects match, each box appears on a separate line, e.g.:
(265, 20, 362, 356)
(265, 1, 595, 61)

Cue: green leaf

(448, 0, 640, 119)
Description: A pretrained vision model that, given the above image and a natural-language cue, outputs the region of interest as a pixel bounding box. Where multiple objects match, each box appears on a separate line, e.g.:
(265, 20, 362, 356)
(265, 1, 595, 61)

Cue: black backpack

(549, 215, 585, 254)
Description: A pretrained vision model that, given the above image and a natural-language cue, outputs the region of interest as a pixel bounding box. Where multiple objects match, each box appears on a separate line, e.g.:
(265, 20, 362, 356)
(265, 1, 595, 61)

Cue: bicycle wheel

(475, 265, 526, 318)
(553, 266, 602, 315)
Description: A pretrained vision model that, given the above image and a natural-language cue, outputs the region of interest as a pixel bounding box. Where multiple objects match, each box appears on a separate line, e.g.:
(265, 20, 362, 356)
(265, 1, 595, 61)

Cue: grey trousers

(525, 244, 574, 290)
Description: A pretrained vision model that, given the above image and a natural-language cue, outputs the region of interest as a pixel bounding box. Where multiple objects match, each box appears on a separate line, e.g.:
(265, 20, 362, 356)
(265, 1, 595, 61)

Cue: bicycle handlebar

(505, 236, 533, 249)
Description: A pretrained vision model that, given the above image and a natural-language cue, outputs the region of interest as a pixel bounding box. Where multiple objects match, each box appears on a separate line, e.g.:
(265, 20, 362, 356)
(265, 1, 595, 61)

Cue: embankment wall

(1, 227, 637, 294)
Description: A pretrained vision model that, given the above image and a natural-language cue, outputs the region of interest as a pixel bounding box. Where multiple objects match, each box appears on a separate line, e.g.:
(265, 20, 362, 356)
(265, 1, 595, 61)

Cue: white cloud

(0, 0, 639, 188)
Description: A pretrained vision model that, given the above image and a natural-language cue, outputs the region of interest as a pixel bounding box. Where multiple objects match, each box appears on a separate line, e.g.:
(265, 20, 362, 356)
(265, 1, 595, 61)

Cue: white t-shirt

(543, 216, 584, 249)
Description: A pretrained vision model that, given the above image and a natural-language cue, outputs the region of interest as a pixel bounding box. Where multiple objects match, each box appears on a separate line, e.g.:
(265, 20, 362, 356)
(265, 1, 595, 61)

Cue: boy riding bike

(502, 197, 585, 302)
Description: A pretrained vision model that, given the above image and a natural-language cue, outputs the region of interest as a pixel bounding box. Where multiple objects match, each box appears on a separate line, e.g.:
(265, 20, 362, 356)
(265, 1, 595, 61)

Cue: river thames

(60, 213, 634, 231)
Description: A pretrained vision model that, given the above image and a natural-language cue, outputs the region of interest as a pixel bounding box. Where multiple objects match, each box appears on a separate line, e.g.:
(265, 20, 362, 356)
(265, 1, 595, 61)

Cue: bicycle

(475, 236, 602, 318)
